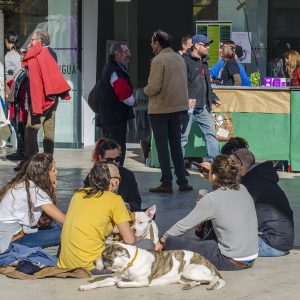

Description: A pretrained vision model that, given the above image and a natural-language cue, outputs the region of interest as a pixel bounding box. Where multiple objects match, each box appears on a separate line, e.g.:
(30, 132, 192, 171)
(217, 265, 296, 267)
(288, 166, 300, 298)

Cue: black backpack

(87, 81, 101, 113)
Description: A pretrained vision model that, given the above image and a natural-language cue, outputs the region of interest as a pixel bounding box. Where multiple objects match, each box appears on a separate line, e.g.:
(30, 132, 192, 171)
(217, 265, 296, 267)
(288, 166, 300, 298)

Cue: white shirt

(0, 181, 52, 227)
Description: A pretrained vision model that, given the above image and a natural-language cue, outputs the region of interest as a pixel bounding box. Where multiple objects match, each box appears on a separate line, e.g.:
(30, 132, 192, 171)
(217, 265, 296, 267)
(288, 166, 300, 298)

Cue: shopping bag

(212, 113, 234, 142)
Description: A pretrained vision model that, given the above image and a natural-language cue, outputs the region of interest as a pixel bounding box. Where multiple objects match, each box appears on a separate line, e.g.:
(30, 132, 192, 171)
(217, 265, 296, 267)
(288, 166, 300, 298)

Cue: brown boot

(149, 185, 173, 194)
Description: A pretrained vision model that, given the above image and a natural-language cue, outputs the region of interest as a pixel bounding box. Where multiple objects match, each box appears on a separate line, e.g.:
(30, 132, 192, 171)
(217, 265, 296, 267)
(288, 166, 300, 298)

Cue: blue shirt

(210, 59, 251, 86)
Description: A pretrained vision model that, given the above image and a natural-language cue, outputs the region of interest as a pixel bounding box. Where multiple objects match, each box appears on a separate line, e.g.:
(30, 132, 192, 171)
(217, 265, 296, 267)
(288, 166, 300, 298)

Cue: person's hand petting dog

(155, 236, 166, 251)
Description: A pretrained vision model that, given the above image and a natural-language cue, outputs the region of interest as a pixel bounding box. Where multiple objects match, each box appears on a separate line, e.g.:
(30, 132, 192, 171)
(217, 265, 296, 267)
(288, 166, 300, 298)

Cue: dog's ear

(145, 205, 156, 219)
(112, 244, 130, 258)
(115, 249, 130, 258)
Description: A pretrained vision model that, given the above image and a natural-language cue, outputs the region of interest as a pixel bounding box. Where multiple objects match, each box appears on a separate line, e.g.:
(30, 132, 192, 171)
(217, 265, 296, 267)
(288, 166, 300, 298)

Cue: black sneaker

(6, 152, 25, 161)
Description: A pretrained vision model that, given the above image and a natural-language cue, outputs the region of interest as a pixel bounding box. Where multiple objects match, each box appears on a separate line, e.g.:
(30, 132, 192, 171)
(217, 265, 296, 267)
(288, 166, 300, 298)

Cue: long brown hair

(211, 155, 240, 191)
(77, 162, 116, 198)
(0, 153, 56, 224)
(283, 50, 300, 78)
(220, 40, 236, 60)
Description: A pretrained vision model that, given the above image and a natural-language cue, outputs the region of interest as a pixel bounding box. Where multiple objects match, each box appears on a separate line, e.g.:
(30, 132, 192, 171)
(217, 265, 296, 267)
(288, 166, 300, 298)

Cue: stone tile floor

(0, 145, 299, 299)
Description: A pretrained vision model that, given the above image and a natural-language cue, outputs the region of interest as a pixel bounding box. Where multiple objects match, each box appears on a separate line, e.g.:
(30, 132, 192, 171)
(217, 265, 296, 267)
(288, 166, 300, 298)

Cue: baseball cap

(192, 34, 213, 45)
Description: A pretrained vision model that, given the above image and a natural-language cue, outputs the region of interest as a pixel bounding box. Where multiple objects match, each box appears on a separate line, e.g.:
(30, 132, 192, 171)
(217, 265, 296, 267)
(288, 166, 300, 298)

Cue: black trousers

(102, 120, 127, 166)
(149, 112, 187, 186)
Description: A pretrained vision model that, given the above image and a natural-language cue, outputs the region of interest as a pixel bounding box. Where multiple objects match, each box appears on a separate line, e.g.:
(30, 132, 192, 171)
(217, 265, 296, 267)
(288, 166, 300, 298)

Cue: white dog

(80, 243, 225, 291)
(107, 205, 159, 244)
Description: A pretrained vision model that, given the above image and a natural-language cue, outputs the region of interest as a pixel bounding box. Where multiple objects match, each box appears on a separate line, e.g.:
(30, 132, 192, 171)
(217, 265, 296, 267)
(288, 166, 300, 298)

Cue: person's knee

(135, 239, 155, 251)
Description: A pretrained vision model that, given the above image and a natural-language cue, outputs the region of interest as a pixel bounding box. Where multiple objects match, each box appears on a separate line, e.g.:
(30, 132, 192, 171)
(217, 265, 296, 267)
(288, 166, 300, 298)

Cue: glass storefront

(0, 0, 81, 148)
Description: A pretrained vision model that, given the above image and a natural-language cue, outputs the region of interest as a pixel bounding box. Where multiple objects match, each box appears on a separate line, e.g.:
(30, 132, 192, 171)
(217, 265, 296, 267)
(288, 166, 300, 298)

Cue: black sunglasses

(105, 156, 122, 163)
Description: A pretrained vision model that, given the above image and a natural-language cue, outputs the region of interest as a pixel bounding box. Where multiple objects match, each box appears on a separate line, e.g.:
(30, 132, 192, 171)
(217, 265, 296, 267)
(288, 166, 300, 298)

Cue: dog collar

(124, 246, 139, 271)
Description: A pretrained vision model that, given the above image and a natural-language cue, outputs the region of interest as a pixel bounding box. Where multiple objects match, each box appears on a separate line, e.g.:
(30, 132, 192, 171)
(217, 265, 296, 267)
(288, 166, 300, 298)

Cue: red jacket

(23, 42, 71, 115)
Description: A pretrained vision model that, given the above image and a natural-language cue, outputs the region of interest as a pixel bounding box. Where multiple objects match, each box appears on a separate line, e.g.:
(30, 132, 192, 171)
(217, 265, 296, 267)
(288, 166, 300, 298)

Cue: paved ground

(0, 145, 299, 299)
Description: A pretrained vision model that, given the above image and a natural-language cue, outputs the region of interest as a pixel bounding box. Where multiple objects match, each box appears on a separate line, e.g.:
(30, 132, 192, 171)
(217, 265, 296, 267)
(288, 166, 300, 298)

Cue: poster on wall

(195, 21, 232, 67)
(232, 32, 252, 64)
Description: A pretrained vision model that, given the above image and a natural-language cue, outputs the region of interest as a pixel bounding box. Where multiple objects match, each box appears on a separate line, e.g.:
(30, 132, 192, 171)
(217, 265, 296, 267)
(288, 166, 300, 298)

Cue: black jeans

(102, 120, 127, 166)
(165, 236, 250, 271)
(149, 112, 187, 186)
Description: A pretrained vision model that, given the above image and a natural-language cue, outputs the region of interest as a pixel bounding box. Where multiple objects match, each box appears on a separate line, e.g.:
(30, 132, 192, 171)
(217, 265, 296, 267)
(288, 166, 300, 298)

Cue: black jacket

(241, 161, 294, 251)
(182, 50, 218, 111)
(97, 56, 134, 125)
(84, 165, 142, 212)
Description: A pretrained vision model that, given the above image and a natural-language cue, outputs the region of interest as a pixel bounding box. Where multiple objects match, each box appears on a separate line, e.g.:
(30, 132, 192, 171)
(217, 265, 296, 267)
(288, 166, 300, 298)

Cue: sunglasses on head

(105, 156, 122, 163)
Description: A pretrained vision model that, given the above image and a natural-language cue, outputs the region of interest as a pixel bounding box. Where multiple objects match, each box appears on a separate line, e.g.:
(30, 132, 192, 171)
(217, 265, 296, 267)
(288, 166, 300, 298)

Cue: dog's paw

(116, 281, 126, 288)
(79, 284, 93, 291)
(182, 283, 192, 290)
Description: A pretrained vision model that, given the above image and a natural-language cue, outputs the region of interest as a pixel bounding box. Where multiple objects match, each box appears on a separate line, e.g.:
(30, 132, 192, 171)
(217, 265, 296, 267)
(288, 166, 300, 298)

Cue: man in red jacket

(15, 29, 70, 171)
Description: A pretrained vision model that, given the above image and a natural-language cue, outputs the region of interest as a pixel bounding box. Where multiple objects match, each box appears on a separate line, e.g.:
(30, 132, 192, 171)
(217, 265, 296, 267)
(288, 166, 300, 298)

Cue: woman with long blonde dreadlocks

(0, 153, 65, 254)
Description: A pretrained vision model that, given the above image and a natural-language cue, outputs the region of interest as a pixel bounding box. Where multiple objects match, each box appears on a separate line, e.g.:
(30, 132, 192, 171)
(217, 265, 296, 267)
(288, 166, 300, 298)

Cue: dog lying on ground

(106, 205, 159, 244)
(79, 243, 225, 291)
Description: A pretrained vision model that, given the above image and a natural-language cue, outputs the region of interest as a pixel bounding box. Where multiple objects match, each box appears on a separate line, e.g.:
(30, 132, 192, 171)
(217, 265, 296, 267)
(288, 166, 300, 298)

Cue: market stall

(150, 86, 300, 171)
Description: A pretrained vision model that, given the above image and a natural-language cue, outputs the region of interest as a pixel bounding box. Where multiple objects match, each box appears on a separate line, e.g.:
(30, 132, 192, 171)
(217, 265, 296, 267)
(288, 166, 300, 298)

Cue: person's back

(58, 189, 130, 270)
(196, 184, 258, 259)
(241, 161, 294, 252)
(146, 48, 188, 114)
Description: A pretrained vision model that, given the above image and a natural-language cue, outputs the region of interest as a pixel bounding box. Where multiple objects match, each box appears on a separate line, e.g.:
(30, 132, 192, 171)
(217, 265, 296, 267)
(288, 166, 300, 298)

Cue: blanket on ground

(0, 266, 91, 280)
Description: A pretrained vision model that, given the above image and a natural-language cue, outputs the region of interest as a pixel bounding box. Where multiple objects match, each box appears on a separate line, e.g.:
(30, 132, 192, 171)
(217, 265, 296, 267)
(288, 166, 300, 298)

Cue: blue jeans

(181, 107, 219, 161)
(13, 223, 62, 248)
(258, 237, 288, 257)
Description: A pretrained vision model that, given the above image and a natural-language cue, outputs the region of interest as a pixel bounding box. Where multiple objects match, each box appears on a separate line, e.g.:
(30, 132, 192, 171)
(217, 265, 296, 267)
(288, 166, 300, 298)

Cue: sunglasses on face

(198, 43, 209, 48)
(105, 156, 122, 163)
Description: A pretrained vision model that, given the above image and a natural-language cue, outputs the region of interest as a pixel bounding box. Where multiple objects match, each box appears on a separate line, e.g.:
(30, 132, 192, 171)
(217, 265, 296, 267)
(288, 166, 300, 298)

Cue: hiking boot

(149, 185, 173, 194)
(178, 183, 193, 192)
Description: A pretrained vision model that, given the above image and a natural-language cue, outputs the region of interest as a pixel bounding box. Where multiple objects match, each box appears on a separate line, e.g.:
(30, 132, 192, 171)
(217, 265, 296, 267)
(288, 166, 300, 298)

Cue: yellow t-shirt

(57, 190, 131, 270)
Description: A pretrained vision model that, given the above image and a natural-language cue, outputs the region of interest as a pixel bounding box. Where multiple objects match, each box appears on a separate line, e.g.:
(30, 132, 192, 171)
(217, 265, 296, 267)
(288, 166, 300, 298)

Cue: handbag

(212, 113, 234, 142)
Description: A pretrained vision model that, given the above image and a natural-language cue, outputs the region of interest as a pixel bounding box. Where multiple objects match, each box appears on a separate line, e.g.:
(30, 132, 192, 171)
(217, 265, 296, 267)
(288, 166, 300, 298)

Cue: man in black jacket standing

(181, 34, 221, 162)
(97, 42, 136, 166)
(233, 149, 294, 256)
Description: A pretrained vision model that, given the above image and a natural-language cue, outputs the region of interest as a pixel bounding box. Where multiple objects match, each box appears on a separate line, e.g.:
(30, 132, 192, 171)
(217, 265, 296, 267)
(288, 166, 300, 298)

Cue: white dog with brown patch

(106, 205, 159, 245)
(79, 243, 225, 291)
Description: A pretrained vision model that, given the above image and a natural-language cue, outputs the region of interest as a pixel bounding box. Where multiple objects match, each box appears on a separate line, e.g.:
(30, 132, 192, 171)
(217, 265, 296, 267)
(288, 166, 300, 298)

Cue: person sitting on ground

(220, 136, 249, 155)
(0, 153, 65, 254)
(231, 149, 294, 257)
(58, 162, 154, 273)
(155, 155, 258, 271)
(84, 138, 142, 211)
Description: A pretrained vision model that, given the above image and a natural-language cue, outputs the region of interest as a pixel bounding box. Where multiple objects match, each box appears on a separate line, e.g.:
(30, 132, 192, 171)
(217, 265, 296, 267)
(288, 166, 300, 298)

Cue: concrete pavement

(0, 145, 299, 299)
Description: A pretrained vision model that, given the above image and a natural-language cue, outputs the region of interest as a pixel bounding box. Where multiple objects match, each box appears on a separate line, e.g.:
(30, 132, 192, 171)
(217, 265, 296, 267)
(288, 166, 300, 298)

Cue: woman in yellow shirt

(58, 162, 135, 272)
